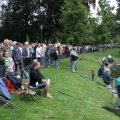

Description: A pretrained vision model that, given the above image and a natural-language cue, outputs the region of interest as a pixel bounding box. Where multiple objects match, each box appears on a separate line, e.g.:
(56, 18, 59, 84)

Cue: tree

(2, 0, 38, 42)
(1, 0, 64, 43)
(93, 0, 117, 47)
(115, 4, 120, 48)
(60, 0, 90, 45)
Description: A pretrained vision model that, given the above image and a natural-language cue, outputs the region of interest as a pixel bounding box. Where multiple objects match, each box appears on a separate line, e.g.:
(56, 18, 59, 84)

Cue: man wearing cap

(103, 68, 116, 89)
(12, 42, 23, 74)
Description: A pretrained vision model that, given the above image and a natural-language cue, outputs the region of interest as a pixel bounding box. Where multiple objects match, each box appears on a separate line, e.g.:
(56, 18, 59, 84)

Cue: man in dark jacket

(30, 62, 53, 98)
(98, 64, 105, 76)
(52, 48, 59, 68)
(12, 42, 23, 74)
(70, 47, 78, 73)
(22, 42, 30, 66)
(103, 68, 116, 89)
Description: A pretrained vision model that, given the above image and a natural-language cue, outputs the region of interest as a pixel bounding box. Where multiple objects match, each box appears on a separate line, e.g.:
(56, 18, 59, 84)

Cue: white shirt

(102, 57, 105, 61)
(36, 47, 41, 58)
(40, 47, 43, 57)
(26, 47, 30, 58)
(19, 47, 22, 54)
(108, 55, 111, 58)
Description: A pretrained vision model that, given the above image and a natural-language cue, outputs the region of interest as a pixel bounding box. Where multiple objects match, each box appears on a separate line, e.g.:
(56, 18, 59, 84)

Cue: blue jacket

(0, 78, 12, 100)
(7, 72, 22, 85)
(12, 48, 22, 62)
(103, 71, 114, 85)
(116, 77, 120, 87)
(98, 67, 104, 76)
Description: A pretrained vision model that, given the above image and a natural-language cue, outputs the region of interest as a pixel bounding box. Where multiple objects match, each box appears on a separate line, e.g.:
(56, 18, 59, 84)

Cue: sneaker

(47, 92, 52, 96)
(46, 94, 53, 98)
(111, 87, 116, 90)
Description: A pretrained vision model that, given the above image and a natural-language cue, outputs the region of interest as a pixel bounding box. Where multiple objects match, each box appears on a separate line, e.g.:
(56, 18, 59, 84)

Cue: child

(0, 49, 5, 77)
(4, 51, 14, 72)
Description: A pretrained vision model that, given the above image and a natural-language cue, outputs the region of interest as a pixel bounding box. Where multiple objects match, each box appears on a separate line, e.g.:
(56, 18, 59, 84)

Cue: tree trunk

(26, 33, 30, 42)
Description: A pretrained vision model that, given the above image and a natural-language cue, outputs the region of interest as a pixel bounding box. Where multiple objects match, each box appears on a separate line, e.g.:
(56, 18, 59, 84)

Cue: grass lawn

(0, 49, 120, 120)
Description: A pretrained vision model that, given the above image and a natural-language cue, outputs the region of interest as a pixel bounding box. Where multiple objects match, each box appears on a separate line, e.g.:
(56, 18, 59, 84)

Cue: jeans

(71, 61, 76, 73)
(47, 59, 51, 66)
(54, 60, 59, 68)
(37, 57, 42, 63)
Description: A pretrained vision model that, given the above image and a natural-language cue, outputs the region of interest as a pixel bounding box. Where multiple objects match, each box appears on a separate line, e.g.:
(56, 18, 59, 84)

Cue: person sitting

(116, 77, 120, 96)
(115, 77, 120, 107)
(108, 54, 114, 63)
(103, 68, 116, 89)
(30, 61, 53, 98)
(98, 64, 105, 77)
(102, 57, 108, 67)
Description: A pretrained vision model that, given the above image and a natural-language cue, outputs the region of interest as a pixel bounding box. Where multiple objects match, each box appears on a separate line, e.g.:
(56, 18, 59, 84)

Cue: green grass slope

(0, 49, 120, 120)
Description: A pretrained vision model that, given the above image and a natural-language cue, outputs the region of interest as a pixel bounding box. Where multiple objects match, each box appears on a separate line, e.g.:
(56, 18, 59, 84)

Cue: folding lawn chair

(20, 79, 44, 101)
(20, 79, 37, 101)
(29, 85, 44, 97)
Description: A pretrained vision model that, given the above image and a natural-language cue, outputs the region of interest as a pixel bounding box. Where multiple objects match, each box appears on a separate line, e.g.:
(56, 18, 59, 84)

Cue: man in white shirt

(36, 44, 42, 63)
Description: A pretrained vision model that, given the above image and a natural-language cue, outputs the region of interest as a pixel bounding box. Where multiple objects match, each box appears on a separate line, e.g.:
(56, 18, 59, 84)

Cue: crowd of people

(0, 39, 81, 98)
(0, 39, 117, 99)
(0, 39, 70, 76)
(98, 54, 116, 89)
(0, 39, 101, 76)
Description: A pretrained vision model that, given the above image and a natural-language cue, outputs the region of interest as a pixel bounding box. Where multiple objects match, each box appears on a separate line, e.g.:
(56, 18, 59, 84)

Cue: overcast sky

(109, 0, 118, 14)
(91, 0, 118, 16)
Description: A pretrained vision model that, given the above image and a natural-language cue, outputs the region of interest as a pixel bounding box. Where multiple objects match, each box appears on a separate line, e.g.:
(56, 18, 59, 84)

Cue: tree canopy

(93, 0, 117, 45)
(60, 0, 91, 45)
(1, 0, 64, 43)
(0, 0, 118, 45)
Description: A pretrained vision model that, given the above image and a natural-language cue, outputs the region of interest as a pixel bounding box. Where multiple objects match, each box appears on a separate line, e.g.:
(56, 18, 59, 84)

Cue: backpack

(0, 78, 12, 100)
(3, 77, 16, 92)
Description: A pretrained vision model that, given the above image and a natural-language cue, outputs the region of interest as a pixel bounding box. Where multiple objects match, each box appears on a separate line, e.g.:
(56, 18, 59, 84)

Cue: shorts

(31, 78, 48, 88)
(38, 82, 47, 88)
(38, 78, 49, 88)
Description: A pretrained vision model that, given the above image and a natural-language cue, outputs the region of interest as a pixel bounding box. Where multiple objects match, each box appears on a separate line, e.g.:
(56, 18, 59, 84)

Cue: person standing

(52, 48, 59, 68)
(2, 39, 12, 57)
(46, 49, 51, 67)
(4, 51, 14, 72)
(12, 42, 23, 74)
(0, 50, 5, 78)
(70, 47, 78, 73)
(22, 42, 30, 67)
(36, 44, 42, 64)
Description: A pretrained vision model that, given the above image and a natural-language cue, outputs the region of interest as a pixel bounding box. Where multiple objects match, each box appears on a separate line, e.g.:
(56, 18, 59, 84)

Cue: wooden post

(92, 69, 95, 81)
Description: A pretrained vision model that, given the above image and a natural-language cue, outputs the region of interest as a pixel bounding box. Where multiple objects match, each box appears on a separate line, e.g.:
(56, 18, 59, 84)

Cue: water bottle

(36, 82, 39, 88)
